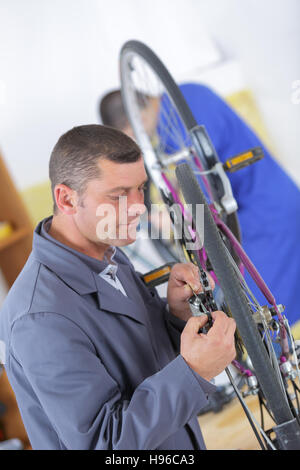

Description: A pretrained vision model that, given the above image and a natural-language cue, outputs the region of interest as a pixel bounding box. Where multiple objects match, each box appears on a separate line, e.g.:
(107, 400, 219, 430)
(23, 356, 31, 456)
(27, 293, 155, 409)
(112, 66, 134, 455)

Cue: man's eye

(109, 195, 123, 201)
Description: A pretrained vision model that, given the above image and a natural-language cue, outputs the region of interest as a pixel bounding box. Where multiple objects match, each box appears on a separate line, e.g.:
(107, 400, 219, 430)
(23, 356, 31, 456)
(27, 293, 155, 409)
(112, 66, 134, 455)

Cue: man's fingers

(171, 263, 214, 294)
(183, 283, 194, 300)
(225, 315, 237, 338)
(210, 311, 236, 336)
(182, 315, 208, 336)
(170, 263, 200, 292)
(206, 272, 215, 291)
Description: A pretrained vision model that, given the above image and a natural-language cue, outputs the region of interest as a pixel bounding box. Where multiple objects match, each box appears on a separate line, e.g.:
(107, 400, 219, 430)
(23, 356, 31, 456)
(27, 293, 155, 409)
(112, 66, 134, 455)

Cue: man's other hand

(167, 263, 214, 321)
(180, 312, 237, 382)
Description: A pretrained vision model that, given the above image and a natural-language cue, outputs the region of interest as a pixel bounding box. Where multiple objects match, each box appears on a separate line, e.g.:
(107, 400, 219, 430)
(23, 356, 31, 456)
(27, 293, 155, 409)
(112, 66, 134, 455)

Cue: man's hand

(180, 311, 237, 382)
(167, 263, 215, 321)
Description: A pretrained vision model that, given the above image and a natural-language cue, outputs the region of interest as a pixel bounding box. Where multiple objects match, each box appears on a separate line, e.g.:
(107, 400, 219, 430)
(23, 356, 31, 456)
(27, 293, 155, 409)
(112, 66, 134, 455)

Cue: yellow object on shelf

(0, 222, 13, 241)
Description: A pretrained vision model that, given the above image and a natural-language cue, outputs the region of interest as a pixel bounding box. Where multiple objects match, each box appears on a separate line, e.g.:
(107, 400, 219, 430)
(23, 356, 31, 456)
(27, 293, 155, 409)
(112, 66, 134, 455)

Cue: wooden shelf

(0, 227, 32, 252)
(0, 152, 34, 449)
(0, 151, 33, 287)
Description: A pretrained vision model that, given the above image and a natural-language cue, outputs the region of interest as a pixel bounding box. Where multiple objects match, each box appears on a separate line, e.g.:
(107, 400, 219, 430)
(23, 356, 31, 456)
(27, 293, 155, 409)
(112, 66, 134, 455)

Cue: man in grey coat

(0, 125, 236, 450)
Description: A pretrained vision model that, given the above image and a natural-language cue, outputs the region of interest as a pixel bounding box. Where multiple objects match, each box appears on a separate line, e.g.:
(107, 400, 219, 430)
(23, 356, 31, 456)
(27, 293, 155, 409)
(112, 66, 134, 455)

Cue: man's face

(73, 157, 148, 248)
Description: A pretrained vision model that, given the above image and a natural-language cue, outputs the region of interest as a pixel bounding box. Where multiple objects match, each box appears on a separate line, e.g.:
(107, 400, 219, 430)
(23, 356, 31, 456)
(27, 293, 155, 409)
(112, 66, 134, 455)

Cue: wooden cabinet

(0, 152, 33, 288)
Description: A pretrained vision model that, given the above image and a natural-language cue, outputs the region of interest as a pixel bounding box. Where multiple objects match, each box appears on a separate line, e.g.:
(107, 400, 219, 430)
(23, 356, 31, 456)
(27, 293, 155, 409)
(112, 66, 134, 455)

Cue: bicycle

(120, 39, 300, 450)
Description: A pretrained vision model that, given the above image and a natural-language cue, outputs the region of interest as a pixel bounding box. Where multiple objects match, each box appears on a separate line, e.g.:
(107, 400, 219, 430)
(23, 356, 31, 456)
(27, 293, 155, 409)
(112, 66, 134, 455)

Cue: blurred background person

(99, 85, 300, 329)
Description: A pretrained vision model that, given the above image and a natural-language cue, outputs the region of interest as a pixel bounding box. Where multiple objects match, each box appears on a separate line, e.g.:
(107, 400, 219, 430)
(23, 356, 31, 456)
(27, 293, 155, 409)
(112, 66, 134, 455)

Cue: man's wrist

(168, 304, 192, 322)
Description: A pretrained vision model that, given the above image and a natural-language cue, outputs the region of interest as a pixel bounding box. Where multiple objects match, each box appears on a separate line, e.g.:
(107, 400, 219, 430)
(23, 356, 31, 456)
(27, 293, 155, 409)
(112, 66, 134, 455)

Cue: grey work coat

(0, 218, 216, 450)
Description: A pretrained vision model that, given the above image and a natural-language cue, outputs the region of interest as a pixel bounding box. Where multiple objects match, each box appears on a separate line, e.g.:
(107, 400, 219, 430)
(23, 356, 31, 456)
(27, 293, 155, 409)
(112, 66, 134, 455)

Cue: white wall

(198, 0, 300, 183)
(0, 0, 299, 192)
(0, 270, 8, 305)
(0, 0, 220, 190)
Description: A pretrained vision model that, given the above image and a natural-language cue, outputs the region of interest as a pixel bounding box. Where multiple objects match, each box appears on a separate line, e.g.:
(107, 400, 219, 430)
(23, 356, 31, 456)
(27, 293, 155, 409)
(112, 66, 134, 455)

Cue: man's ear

(54, 184, 78, 215)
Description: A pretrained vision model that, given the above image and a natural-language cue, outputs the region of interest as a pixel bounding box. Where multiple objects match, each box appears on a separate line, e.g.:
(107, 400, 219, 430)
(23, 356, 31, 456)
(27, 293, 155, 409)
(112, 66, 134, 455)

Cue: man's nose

(128, 202, 147, 218)
(130, 190, 147, 209)
(127, 192, 147, 217)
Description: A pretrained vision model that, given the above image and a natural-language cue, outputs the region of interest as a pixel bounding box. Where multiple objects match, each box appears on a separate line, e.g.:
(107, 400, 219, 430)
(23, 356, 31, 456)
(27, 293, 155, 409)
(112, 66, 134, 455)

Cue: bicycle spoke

(226, 367, 276, 450)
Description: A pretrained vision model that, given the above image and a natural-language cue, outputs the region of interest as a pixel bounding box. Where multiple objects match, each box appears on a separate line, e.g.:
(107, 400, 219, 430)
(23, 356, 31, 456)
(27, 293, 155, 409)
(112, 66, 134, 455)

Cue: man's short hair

(99, 90, 128, 130)
(49, 124, 141, 212)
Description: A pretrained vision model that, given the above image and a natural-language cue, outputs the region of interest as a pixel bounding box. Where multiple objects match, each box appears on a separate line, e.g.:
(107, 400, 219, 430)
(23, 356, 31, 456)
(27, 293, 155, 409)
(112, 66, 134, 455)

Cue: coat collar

(33, 219, 99, 295)
(93, 264, 149, 326)
(32, 218, 149, 326)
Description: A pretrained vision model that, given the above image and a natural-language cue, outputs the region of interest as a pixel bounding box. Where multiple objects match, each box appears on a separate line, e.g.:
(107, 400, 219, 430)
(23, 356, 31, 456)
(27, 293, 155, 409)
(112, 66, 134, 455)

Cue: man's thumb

(183, 315, 208, 336)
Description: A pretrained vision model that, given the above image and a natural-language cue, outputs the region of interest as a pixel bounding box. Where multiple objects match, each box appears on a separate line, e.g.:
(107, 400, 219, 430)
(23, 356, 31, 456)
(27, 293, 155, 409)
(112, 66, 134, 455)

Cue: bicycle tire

(175, 162, 294, 426)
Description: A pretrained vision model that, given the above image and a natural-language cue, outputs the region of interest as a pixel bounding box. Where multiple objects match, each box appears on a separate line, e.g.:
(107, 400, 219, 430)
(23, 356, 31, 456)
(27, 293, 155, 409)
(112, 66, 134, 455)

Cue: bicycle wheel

(120, 40, 300, 448)
(120, 39, 241, 246)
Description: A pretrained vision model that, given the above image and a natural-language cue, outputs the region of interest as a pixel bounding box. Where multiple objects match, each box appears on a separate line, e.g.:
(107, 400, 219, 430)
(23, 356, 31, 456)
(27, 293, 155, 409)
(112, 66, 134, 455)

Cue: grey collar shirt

(0, 217, 216, 450)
